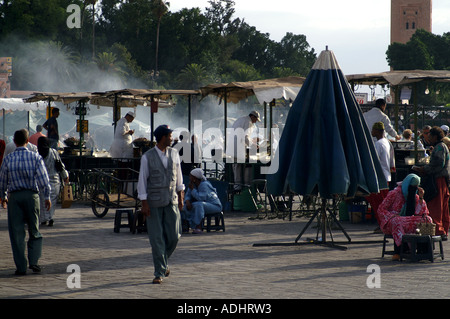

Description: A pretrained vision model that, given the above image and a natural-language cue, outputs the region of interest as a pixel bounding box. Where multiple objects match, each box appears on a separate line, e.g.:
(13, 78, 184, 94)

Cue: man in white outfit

(110, 111, 135, 158)
(226, 110, 260, 190)
(363, 98, 401, 142)
(366, 121, 395, 231)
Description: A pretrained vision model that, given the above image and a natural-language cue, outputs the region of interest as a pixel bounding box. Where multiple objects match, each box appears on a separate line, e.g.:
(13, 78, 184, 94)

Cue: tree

(278, 32, 316, 76)
(205, 0, 235, 35)
(0, 0, 72, 41)
(176, 63, 211, 89)
(387, 29, 450, 71)
(95, 51, 128, 77)
(152, 0, 170, 73)
(230, 21, 278, 76)
(386, 29, 450, 106)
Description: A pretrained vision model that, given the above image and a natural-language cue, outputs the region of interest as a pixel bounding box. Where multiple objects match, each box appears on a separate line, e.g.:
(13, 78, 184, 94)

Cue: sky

(168, 0, 450, 77)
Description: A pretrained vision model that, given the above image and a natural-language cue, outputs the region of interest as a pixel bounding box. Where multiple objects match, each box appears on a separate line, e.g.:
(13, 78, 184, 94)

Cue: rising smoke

(0, 35, 281, 153)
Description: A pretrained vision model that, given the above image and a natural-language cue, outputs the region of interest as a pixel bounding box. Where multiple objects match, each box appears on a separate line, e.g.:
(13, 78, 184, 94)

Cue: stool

(114, 209, 134, 233)
(400, 234, 444, 262)
(203, 212, 225, 232)
(381, 234, 395, 257)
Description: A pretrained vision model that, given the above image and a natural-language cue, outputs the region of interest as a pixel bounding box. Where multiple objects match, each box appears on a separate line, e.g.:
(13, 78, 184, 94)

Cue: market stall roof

(91, 88, 200, 98)
(23, 92, 92, 104)
(23, 89, 200, 108)
(200, 76, 306, 104)
(0, 97, 47, 111)
(88, 88, 200, 108)
(346, 70, 450, 86)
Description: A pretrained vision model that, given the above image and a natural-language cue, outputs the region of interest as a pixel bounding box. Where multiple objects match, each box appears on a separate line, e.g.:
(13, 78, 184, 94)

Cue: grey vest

(144, 147, 178, 208)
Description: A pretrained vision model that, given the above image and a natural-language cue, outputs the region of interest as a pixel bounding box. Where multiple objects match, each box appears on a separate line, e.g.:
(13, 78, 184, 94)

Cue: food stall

(347, 70, 450, 155)
(200, 77, 306, 212)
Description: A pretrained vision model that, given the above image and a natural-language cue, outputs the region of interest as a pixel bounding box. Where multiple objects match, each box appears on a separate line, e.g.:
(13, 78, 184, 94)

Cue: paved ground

(1, 201, 449, 303)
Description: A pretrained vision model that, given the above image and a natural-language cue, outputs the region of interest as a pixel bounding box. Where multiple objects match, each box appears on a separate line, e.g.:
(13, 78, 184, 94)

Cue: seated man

(377, 174, 434, 261)
(183, 168, 222, 234)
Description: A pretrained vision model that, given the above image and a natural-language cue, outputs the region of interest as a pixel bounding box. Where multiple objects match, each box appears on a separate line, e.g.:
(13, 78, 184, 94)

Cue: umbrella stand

(294, 197, 350, 250)
(253, 197, 385, 250)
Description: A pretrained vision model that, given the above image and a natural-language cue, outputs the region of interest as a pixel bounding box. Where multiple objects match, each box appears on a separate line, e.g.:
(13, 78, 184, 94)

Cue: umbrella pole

(293, 197, 351, 250)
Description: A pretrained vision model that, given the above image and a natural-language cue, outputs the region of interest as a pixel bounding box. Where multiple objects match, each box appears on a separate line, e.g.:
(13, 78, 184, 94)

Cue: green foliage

(387, 29, 450, 106)
(0, 0, 317, 91)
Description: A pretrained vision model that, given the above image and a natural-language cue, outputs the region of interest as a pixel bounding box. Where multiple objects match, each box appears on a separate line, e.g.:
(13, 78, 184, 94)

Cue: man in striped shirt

(0, 129, 51, 275)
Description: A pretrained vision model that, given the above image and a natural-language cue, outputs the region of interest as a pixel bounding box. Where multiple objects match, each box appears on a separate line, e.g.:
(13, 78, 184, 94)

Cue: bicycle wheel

(91, 189, 110, 218)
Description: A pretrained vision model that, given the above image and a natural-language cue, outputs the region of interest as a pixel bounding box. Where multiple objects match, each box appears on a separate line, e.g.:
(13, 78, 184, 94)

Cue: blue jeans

(185, 201, 222, 229)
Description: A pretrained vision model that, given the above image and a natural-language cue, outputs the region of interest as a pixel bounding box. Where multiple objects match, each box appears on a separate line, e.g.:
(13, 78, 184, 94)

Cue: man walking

(137, 125, 184, 284)
(0, 129, 51, 275)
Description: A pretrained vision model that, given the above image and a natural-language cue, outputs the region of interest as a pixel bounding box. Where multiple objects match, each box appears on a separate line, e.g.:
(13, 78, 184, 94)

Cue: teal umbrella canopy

(267, 49, 387, 199)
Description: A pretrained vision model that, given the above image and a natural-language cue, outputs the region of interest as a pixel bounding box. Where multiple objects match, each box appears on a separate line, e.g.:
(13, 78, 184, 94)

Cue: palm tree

(176, 63, 211, 89)
(152, 0, 169, 73)
(30, 41, 80, 91)
(95, 52, 128, 78)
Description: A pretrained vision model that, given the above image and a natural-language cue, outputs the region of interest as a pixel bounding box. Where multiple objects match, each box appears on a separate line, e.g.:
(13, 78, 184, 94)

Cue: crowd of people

(1, 98, 450, 280)
(363, 99, 450, 261)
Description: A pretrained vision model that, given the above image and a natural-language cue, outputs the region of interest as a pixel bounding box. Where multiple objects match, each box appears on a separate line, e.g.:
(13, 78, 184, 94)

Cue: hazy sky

(168, 0, 450, 76)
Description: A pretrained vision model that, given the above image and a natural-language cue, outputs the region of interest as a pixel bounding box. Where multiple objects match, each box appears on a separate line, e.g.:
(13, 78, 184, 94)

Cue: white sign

(354, 93, 368, 105)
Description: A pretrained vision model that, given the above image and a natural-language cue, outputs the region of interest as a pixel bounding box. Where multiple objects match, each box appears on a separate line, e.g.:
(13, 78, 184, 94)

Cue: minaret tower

(391, 0, 432, 44)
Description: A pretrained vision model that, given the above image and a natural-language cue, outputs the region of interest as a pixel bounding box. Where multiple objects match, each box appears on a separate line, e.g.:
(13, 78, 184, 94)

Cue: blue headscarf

(400, 173, 421, 216)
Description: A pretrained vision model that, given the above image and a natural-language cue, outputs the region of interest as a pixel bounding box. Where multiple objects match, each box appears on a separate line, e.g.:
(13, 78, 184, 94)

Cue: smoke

(0, 35, 283, 153)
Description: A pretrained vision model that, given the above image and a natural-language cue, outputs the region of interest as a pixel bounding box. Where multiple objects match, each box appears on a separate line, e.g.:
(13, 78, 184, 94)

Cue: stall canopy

(0, 97, 49, 138)
(347, 70, 450, 159)
(23, 89, 201, 142)
(200, 76, 305, 104)
(0, 97, 47, 111)
(267, 49, 387, 199)
(346, 70, 450, 86)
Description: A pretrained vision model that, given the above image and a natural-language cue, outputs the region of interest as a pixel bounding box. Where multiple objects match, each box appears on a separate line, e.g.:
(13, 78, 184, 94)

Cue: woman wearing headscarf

(377, 174, 433, 260)
(183, 168, 222, 234)
(37, 137, 69, 226)
(413, 126, 450, 240)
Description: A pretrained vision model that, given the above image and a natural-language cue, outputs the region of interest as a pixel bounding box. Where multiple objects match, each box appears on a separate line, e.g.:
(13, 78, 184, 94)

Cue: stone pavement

(1, 202, 450, 301)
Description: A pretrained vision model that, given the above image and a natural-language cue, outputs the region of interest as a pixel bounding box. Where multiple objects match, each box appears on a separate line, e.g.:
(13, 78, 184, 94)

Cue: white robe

(110, 117, 133, 158)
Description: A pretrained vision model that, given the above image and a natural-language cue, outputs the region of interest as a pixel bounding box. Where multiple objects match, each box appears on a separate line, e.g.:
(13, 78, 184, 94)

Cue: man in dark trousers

(43, 107, 60, 149)
(0, 129, 51, 275)
(137, 125, 184, 284)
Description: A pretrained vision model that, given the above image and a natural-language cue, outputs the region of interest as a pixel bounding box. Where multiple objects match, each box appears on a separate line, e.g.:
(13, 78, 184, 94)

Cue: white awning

(0, 98, 47, 111)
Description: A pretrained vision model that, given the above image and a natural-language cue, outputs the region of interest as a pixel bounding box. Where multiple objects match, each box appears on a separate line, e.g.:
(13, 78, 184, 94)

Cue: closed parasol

(264, 48, 387, 249)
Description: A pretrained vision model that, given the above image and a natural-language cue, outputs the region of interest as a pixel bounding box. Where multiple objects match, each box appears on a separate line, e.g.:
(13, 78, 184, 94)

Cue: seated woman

(183, 168, 222, 234)
(377, 174, 433, 260)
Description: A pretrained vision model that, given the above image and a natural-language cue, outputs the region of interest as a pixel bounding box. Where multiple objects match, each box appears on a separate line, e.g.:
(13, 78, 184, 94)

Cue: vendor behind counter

(392, 133, 429, 183)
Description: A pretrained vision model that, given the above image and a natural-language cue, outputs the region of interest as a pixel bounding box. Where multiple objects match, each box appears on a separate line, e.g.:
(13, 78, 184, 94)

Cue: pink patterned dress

(377, 186, 433, 246)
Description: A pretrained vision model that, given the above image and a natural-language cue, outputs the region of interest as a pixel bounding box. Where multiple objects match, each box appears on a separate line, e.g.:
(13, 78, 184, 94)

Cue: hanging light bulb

(425, 85, 430, 95)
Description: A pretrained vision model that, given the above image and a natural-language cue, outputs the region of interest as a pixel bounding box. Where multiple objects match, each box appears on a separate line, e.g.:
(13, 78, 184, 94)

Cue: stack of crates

(340, 198, 374, 223)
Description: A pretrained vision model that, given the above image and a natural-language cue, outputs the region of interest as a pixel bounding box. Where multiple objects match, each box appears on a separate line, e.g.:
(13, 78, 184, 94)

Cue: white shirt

(225, 115, 255, 160)
(110, 117, 133, 158)
(374, 137, 393, 182)
(137, 146, 184, 201)
(4, 141, 37, 156)
(363, 108, 398, 139)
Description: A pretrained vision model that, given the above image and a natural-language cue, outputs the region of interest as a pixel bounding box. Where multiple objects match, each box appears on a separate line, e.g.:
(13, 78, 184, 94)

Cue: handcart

(90, 167, 141, 218)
